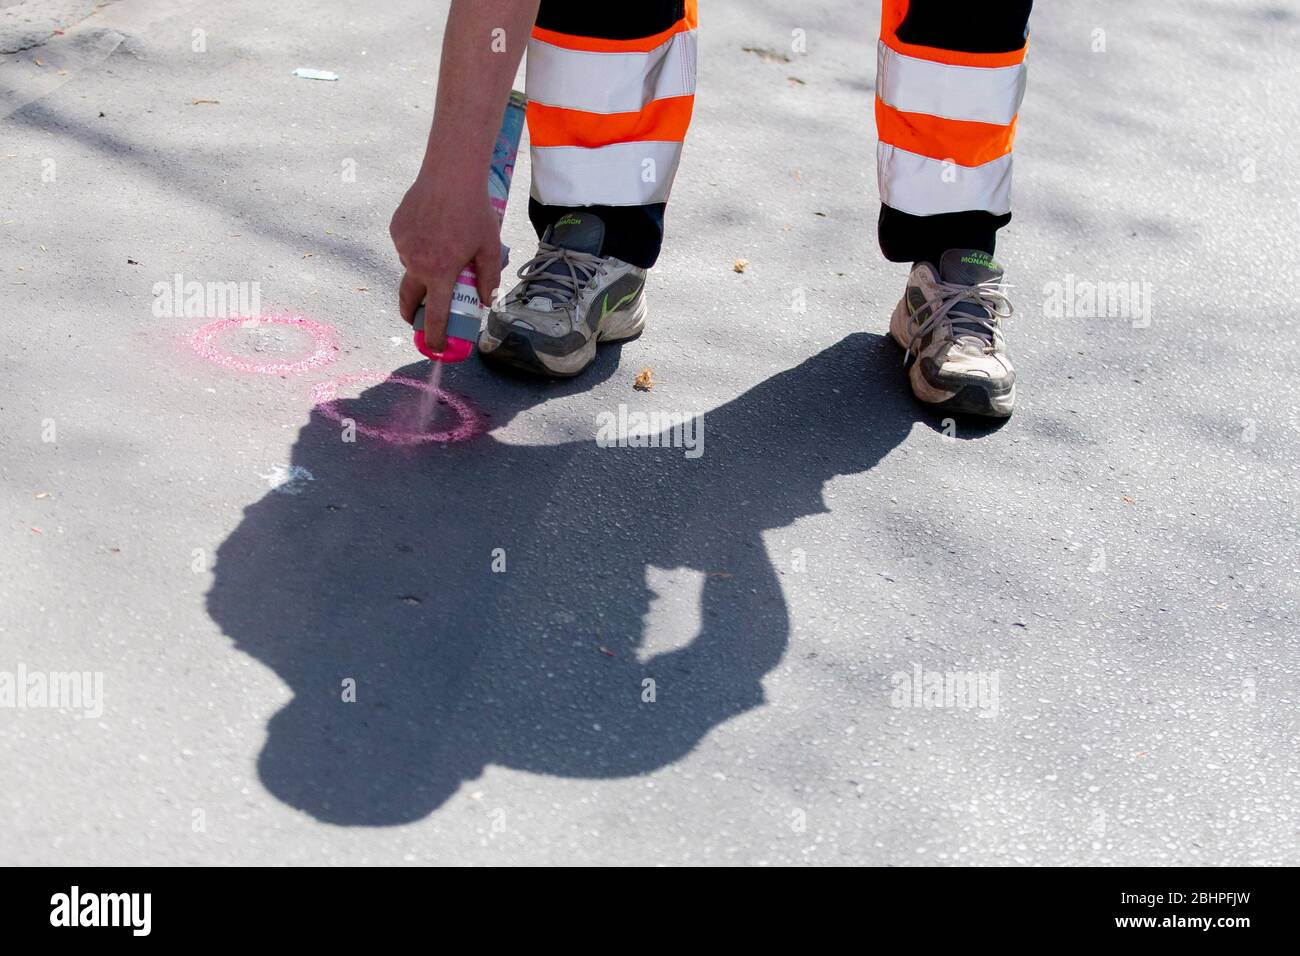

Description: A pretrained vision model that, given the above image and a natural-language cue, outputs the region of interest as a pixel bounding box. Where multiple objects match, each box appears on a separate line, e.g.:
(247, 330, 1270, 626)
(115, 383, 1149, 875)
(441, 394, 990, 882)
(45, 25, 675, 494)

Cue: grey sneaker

(478, 212, 647, 377)
(889, 248, 1016, 418)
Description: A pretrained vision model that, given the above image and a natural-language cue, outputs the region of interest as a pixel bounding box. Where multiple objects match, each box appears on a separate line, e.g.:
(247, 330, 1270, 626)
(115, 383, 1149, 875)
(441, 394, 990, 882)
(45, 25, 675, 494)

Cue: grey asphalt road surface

(2, 0, 1298, 865)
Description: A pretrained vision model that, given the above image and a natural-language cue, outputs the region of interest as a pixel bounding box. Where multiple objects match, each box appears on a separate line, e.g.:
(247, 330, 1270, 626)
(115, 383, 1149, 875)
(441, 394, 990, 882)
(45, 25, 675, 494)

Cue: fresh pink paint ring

(189, 314, 339, 375)
(310, 371, 483, 445)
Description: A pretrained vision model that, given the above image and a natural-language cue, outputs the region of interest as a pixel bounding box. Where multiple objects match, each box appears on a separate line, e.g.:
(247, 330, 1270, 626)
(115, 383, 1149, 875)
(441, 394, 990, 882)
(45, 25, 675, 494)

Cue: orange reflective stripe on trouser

(526, 97, 695, 149)
(526, 1, 697, 207)
(875, 0, 1030, 217)
(875, 102, 1019, 169)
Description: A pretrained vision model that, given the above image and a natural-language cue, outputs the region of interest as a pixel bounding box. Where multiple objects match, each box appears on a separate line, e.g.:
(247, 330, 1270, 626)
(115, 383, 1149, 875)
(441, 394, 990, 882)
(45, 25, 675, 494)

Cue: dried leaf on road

(742, 46, 790, 64)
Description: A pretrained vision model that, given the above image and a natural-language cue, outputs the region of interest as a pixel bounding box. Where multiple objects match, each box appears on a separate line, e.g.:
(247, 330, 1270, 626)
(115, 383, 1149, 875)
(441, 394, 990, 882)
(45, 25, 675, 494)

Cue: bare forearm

(391, 0, 538, 342)
(421, 0, 539, 182)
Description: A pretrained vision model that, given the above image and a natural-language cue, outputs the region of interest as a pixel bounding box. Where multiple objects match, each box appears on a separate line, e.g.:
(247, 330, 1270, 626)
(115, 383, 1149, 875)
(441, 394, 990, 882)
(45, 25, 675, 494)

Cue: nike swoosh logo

(601, 288, 639, 321)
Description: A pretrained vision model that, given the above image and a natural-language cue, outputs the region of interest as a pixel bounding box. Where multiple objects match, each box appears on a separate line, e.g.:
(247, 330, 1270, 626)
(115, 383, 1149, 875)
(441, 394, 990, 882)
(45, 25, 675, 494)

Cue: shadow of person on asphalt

(206, 332, 915, 825)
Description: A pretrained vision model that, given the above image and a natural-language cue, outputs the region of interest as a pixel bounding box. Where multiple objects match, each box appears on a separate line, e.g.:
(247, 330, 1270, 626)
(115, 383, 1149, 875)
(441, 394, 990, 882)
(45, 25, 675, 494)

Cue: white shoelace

(905, 279, 1014, 364)
(512, 242, 606, 310)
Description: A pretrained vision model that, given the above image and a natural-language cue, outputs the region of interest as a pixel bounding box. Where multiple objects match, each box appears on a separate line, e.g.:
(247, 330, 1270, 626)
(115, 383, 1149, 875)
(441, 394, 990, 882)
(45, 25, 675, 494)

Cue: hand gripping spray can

(412, 90, 527, 363)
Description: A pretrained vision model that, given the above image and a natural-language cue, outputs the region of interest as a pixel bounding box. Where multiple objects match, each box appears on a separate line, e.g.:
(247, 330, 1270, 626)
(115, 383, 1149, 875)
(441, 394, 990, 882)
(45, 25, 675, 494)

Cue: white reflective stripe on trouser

(877, 144, 1013, 217)
(530, 141, 683, 207)
(875, 41, 1026, 126)
(526, 31, 697, 115)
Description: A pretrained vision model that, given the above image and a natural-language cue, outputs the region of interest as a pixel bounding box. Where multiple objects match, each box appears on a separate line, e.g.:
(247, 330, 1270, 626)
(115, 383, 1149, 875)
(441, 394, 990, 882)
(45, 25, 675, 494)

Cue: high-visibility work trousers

(526, 1, 1032, 269)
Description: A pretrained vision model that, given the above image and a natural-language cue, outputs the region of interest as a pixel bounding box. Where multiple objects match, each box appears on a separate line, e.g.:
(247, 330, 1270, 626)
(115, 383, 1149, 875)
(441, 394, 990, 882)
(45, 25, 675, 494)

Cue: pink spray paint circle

(189, 314, 339, 375)
(311, 371, 484, 445)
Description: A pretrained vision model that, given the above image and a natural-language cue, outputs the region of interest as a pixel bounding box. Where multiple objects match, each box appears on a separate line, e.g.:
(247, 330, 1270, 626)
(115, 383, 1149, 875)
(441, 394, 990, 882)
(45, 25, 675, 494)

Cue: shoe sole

(889, 297, 1015, 419)
(480, 290, 647, 378)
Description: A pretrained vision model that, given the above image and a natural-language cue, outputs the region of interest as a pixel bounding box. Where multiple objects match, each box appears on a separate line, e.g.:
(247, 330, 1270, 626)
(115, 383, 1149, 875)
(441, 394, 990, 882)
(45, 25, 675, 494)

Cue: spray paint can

(413, 89, 527, 363)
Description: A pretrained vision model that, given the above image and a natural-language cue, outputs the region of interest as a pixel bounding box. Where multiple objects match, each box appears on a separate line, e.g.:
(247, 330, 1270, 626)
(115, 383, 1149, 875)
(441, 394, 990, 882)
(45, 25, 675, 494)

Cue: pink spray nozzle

(413, 328, 474, 364)
(412, 305, 479, 364)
